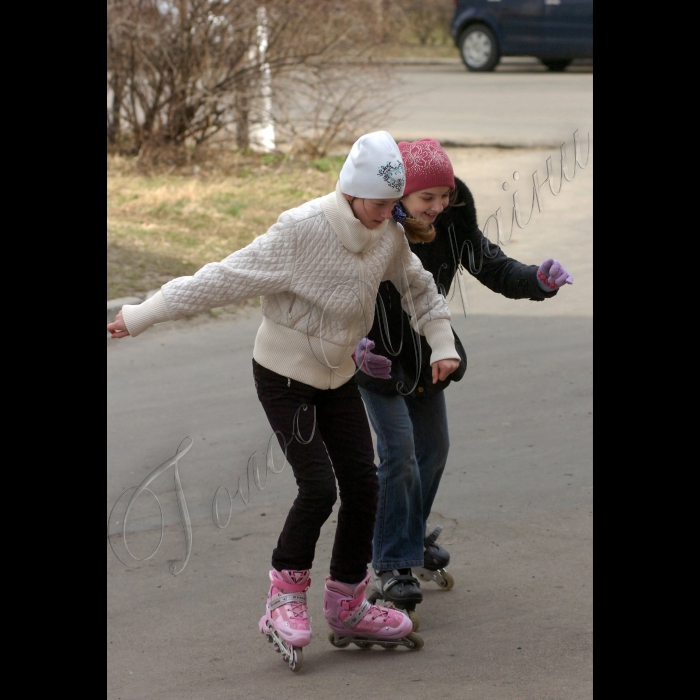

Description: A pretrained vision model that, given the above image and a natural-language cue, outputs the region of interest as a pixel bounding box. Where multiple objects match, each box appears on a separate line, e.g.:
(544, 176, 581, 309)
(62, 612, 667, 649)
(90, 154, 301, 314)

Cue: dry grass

(107, 154, 346, 299)
(379, 44, 458, 60)
(378, 36, 458, 60)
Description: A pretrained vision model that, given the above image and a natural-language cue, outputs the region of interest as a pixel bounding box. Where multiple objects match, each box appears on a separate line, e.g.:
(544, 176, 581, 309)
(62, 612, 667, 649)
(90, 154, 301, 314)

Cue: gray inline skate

(414, 525, 455, 591)
(366, 568, 423, 631)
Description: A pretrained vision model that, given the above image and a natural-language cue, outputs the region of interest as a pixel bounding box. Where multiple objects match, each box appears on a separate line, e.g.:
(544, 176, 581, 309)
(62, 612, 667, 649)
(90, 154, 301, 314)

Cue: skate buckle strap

(382, 573, 419, 593)
(269, 592, 307, 612)
(342, 598, 372, 628)
(425, 525, 443, 546)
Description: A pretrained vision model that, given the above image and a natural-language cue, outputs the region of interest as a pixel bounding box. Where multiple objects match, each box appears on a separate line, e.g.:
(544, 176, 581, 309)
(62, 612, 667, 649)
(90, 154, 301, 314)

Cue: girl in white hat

(107, 131, 461, 670)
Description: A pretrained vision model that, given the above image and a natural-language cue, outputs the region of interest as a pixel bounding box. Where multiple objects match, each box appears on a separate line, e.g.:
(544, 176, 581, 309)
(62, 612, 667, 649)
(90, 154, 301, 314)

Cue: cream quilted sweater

(122, 183, 458, 390)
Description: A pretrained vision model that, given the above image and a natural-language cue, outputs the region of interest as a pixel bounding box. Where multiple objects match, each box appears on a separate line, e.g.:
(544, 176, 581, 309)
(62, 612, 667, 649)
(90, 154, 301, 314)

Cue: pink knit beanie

(398, 139, 455, 196)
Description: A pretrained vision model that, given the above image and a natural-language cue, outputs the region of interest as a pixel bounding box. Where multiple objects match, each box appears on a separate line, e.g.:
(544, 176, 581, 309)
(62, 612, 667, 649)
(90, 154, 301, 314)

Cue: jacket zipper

(356, 254, 367, 333)
(287, 297, 295, 387)
(338, 253, 366, 384)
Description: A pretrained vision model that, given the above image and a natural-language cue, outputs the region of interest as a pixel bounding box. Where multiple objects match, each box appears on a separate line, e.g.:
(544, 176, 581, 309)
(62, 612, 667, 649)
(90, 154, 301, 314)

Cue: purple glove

(353, 338, 392, 379)
(537, 258, 573, 291)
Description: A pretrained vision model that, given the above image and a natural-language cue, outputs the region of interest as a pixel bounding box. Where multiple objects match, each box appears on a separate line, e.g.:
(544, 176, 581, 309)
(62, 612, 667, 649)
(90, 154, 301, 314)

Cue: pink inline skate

(323, 573, 424, 651)
(259, 569, 312, 672)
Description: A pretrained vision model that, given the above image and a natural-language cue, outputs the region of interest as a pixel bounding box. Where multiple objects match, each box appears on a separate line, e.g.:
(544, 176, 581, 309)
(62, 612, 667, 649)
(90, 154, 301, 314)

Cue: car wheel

(459, 24, 499, 72)
(540, 58, 572, 72)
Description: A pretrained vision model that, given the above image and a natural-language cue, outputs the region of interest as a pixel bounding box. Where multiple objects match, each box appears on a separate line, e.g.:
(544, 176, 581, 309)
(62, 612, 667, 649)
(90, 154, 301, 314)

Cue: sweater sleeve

(383, 239, 459, 366)
(122, 219, 297, 337)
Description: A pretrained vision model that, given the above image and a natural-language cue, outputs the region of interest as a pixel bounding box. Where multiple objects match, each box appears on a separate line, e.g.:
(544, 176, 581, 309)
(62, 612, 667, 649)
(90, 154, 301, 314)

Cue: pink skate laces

(269, 590, 309, 619)
(287, 600, 308, 620)
(269, 589, 310, 622)
(340, 595, 391, 627)
(268, 569, 311, 623)
(361, 602, 391, 623)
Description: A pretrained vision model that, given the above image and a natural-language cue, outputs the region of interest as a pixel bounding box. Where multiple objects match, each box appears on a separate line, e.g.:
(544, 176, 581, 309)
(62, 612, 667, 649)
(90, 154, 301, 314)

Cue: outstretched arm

(107, 219, 296, 338)
(435, 177, 569, 301)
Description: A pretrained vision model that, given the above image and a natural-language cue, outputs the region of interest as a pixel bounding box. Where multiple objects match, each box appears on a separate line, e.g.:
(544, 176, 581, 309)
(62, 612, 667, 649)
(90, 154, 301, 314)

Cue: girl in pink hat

(353, 138, 573, 628)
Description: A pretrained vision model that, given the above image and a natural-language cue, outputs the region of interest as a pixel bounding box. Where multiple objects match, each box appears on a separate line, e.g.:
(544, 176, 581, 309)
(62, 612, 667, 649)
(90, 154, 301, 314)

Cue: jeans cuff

(372, 559, 425, 571)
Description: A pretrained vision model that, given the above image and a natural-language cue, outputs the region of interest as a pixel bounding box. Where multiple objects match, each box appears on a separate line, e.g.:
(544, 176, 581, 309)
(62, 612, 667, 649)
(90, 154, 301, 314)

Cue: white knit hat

(339, 131, 405, 198)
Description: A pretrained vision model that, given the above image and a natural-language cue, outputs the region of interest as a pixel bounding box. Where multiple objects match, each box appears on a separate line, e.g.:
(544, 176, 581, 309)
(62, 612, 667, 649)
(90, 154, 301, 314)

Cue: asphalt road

(107, 64, 593, 699)
(107, 312, 592, 700)
(388, 59, 592, 147)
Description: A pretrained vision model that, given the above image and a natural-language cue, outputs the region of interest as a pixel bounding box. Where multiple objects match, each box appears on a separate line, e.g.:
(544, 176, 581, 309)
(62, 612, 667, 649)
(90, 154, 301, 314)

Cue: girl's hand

(353, 338, 392, 379)
(431, 358, 460, 384)
(107, 310, 130, 338)
(537, 259, 573, 290)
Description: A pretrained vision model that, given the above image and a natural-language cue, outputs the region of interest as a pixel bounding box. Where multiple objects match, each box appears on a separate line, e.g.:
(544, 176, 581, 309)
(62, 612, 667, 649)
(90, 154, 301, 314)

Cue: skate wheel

(381, 642, 399, 650)
(408, 609, 420, 632)
(265, 634, 273, 644)
(328, 631, 351, 648)
(273, 642, 281, 653)
(353, 640, 374, 649)
(289, 647, 303, 672)
(406, 631, 424, 650)
(439, 571, 455, 591)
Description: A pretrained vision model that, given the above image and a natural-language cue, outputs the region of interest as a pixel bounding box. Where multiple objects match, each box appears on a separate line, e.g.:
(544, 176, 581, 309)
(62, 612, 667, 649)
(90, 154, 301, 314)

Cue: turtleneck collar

(320, 182, 390, 254)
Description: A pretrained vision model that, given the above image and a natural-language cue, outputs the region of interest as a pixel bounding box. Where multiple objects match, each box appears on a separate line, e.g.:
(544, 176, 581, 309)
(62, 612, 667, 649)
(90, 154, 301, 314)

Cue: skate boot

(324, 573, 424, 651)
(414, 525, 454, 590)
(258, 569, 311, 672)
(367, 569, 423, 631)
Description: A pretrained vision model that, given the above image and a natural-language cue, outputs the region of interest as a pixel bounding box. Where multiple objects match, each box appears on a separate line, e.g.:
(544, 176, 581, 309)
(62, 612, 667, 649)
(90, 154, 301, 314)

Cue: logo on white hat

(377, 161, 405, 193)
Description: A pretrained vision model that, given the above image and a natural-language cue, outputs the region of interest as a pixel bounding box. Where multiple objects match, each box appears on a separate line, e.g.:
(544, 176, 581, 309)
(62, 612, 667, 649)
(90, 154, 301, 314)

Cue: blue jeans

(358, 388, 450, 571)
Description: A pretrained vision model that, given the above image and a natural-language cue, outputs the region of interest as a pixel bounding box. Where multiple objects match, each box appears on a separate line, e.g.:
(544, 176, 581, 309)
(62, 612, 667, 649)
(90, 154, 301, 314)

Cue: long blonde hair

(402, 214, 436, 244)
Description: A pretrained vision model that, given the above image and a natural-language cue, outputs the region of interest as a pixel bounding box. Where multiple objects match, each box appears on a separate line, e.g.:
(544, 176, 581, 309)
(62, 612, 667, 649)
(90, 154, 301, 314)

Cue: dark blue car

(450, 0, 593, 72)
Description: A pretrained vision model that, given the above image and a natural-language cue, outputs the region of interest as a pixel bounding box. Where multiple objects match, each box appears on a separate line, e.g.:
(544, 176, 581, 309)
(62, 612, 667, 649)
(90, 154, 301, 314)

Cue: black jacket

(355, 176, 557, 398)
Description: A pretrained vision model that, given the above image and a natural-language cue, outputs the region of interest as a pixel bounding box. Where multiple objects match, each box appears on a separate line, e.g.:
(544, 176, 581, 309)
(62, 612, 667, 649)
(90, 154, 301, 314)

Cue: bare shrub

(272, 63, 401, 158)
(394, 0, 453, 46)
(107, 0, 400, 162)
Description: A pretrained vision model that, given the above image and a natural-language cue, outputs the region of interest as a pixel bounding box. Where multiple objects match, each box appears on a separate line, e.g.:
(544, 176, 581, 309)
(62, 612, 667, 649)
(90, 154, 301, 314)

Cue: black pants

(253, 360, 378, 584)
